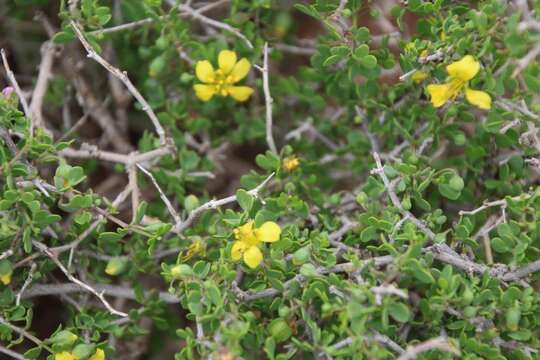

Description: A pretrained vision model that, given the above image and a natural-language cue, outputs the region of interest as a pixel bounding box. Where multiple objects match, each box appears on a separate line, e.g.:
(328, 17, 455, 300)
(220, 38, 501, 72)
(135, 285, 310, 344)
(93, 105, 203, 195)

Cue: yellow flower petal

(427, 83, 455, 108)
(243, 246, 263, 269)
(89, 348, 105, 360)
(230, 58, 251, 83)
(0, 274, 10, 285)
(193, 84, 216, 102)
(465, 88, 491, 110)
(55, 352, 76, 360)
(218, 50, 237, 74)
(256, 222, 282, 243)
(195, 60, 215, 83)
(446, 55, 480, 82)
(228, 86, 254, 102)
(231, 241, 247, 261)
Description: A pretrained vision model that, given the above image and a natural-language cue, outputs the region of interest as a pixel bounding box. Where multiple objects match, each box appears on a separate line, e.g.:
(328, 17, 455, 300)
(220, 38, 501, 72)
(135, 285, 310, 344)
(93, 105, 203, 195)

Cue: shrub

(1, 0, 540, 359)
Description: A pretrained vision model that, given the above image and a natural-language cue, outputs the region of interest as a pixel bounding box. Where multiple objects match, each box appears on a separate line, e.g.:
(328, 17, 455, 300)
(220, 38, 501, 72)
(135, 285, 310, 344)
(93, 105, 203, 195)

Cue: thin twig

(371, 284, 408, 305)
(128, 161, 140, 217)
(459, 192, 534, 216)
(397, 337, 460, 360)
(22, 283, 180, 303)
(174, 172, 275, 233)
(260, 43, 278, 154)
(16, 263, 37, 306)
(32, 240, 128, 317)
(239, 256, 395, 302)
(29, 41, 56, 131)
(1, 49, 31, 123)
(90, 0, 229, 35)
(136, 163, 181, 225)
(512, 42, 540, 78)
(0, 249, 14, 260)
(177, 3, 253, 49)
(60, 145, 171, 165)
(70, 20, 169, 147)
(0, 345, 28, 360)
(0, 316, 51, 352)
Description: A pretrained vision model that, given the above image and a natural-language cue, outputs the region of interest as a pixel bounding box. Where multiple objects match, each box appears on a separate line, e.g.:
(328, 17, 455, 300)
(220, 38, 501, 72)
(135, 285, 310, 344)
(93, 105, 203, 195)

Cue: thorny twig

(32, 240, 128, 317)
(174, 172, 275, 233)
(0, 345, 28, 360)
(397, 337, 460, 360)
(259, 43, 278, 154)
(91, 0, 230, 35)
(70, 20, 170, 147)
(29, 41, 56, 131)
(136, 163, 181, 226)
(16, 263, 36, 306)
(176, 2, 253, 49)
(458, 191, 534, 216)
(22, 283, 180, 303)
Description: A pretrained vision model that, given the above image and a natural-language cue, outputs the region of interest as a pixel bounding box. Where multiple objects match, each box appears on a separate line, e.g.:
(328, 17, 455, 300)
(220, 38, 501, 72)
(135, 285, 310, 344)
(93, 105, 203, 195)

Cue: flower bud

(105, 257, 128, 276)
(268, 319, 292, 342)
(170, 264, 193, 279)
(72, 344, 95, 359)
(50, 330, 78, 347)
(449, 175, 464, 191)
(0, 260, 12, 285)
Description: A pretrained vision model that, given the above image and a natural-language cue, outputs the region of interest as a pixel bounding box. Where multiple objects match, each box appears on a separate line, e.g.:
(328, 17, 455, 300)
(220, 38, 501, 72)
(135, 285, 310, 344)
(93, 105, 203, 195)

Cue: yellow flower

(283, 156, 300, 172)
(426, 55, 491, 110)
(0, 273, 10, 285)
(231, 220, 281, 269)
(193, 50, 254, 102)
(55, 352, 76, 360)
(89, 348, 105, 360)
(182, 238, 205, 261)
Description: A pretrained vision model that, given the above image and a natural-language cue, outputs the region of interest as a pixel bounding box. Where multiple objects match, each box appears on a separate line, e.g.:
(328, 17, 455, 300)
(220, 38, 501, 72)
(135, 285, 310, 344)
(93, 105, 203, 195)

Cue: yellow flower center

(211, 69, 237, 96)
(447, 78, 465, 98)
(283, 156, 300, 172)
(234, 221, 259, 246)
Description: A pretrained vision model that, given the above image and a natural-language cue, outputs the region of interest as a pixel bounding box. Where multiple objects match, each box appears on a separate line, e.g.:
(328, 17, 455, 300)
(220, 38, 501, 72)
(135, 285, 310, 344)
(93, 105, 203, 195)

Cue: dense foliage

(1, 0, 540, 359)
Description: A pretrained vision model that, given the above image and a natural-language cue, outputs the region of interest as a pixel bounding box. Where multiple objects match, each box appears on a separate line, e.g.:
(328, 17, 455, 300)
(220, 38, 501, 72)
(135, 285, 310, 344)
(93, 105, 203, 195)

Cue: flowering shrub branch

(0, 1, 539, 359)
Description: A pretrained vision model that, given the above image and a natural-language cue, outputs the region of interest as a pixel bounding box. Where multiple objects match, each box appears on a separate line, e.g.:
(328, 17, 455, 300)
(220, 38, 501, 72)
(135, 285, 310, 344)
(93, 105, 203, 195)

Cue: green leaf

(23, 347, 41, 359)
(98, 232, 123, 243)
(388, 302, 410, 322)
(360, 226, 377, 242)
(133, 201, 147, 224)
(294, 4, 321, 20)
(236, 189, 254, 212)
(438, 183, 461, 200)
(523, 73, 540, 92)
(59, 194, 93, 212)
(323, 55, 341, 67)
(95, 6, 112, 25)
(354, 44, 369, 58)
(404, 259, 434, 284)
(359, 55, 377, 69)
(72, 344, 95, 359)
(183, 195, 200, 213)
(23, 227, 32, 253)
